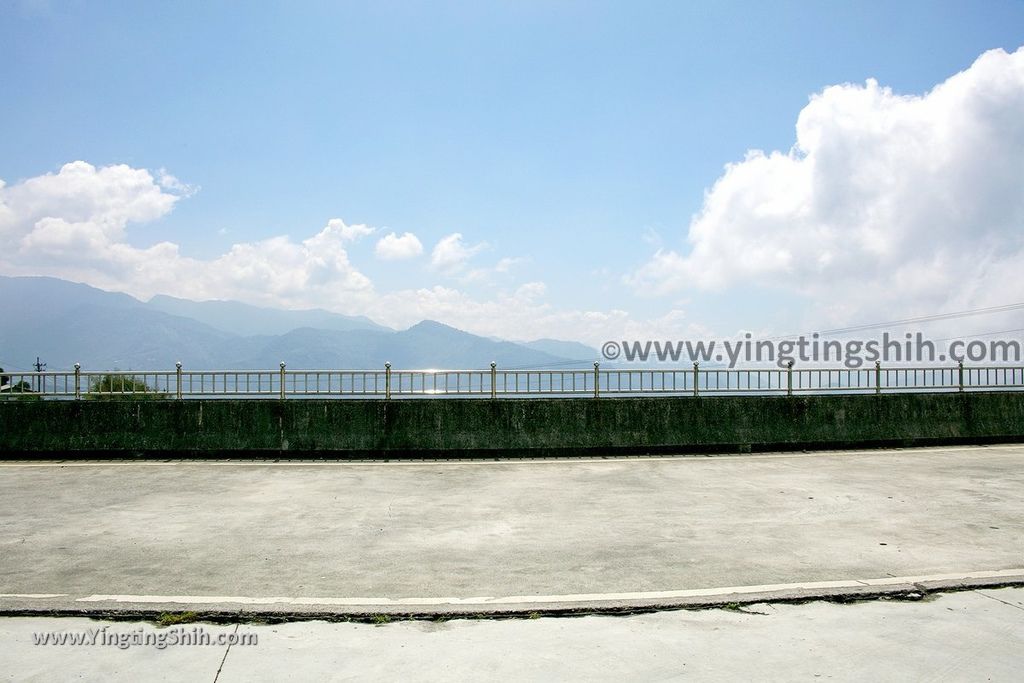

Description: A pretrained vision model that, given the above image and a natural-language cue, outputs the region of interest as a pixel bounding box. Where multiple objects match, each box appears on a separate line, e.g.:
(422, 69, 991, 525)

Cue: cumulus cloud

(325, 218, 375, 243)
(430, 232, 486, 274)
(629, 47, 1024, 325)
(375, 231, 424, 260)
(0, 161, 693, 345)
(371, 284, 697, 346)
(0, 161, 179, 244)
(0, 161, 375, 309)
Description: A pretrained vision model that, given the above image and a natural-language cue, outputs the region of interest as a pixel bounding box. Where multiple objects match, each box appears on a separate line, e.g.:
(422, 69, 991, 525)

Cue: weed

(156, 611, 199, 627)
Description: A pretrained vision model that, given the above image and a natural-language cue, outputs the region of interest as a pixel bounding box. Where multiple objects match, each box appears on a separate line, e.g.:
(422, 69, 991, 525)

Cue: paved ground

(3, 587, 1024, 681)
(1, 445, 1022, 615)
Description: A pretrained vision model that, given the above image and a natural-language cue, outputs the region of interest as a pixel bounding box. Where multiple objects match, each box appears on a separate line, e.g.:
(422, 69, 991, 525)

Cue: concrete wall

(2, 392, 1024, 458)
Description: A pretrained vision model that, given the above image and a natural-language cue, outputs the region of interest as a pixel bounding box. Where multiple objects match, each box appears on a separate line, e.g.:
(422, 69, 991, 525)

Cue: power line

(929, 327, 1024, 343)
(767, 301, 1024, 340)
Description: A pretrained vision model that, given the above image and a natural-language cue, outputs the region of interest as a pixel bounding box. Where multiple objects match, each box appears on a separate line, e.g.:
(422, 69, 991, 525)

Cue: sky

(1, 1, 1023, 345)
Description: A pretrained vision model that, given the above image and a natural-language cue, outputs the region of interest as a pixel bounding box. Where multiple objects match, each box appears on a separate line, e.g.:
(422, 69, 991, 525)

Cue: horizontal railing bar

(2, 365, 1022, 399)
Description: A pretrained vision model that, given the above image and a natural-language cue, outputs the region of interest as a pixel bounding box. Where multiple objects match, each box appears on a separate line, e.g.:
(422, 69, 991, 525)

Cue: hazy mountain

(0, 277, 236, 369)
(146, 294, 389, 336)
(0, 275, 140, 319)
(229, 322, 567, 369)
(234, 328, 394, 368)
(0, 276, 579, 371)
(381, 321, 566, 368)
(520, 338, 599, 363)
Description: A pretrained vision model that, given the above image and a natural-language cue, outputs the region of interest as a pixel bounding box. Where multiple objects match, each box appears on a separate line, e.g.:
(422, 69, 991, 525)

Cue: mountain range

(0, 276, 599, 371)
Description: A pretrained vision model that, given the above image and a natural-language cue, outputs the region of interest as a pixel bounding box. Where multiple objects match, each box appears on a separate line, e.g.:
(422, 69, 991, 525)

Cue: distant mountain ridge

(519, 338, 600, 363)
(0, 276, 594, 371)
(146, 294, 390, 336)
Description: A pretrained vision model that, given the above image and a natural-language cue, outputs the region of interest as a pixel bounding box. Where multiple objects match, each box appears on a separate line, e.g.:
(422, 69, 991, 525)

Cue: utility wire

(508, 303, 1024, 369)
(929, 327, 1024, 343)
(766, 301, 1024, 340)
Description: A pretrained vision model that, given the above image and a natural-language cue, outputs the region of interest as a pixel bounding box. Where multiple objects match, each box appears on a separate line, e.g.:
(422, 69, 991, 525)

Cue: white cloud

(641, 227, 662, 247)
(371, 284, 698, 346)
(514, 281, 546, 301)
(430, 232, 486, 274)
(325, 218, 375, 243)
(156, 168, 198, 197)
(0, 161, 178, 244)
(494, 256, 523, 273)
(629, 47, 1024, 326)
(0, 161, 694, 345)
(375, 231, 424, 260)
(0, 161, 375, 309)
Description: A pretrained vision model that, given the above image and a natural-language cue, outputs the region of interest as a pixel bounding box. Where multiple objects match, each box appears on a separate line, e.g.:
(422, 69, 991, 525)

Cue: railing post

(593, 362, 600, 399)
(490, 362, 497, 399)
(279, 362, 286, 400)
(74, 363, 81, 400)
(958, 360, 964, 392)
(175, 361, 183, 400)
(385, 362, 391, 400)
(787, 361, 794, 397)
(693, 362, 700, 397)
(875, 360, 881, 395)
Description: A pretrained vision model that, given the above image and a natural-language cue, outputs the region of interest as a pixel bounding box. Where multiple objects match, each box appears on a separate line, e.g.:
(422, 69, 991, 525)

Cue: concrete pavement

(4, 587, 1024, 681)
(1, 445, 1023, 615)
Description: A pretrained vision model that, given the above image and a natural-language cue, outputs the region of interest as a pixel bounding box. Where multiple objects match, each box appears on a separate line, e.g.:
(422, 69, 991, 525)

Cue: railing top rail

(3, 363, 1022, 401)
(8, 364, 1022, 372)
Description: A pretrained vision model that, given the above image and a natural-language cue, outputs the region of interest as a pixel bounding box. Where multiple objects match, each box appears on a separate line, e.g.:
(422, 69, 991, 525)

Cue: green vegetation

(87, 374, 165, 400)
(370, 614, 390, 625)
(0, 380, 39, 400)
(156, 611, 199, 626)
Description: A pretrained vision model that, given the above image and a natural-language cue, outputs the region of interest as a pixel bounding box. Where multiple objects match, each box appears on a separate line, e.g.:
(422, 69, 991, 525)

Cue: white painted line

(60, 569, 1024, 608)
(857, 570, 1020, 585)
(0, 594, 68, 599)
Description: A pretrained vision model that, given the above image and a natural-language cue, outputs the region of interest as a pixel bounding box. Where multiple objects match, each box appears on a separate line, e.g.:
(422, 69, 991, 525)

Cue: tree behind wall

(88, 374, 164, 400)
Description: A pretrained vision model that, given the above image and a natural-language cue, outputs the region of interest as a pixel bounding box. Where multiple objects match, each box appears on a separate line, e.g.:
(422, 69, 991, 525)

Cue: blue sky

(2, 1, 1024, 343)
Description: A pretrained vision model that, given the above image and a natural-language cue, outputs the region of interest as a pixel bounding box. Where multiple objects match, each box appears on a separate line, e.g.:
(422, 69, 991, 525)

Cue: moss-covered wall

(2, 392, 1023, 458)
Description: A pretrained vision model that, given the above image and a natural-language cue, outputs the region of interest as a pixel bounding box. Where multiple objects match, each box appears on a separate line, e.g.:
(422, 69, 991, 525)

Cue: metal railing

(1, 360, 1022, 400)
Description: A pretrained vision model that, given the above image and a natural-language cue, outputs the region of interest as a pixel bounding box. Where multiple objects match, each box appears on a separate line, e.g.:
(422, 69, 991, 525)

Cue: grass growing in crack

(720, 602, 767, 615)
(528, 611, 542, 620)
(156, 611, 199, 626)
(371, 614, 390, 625)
